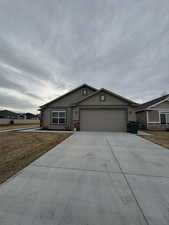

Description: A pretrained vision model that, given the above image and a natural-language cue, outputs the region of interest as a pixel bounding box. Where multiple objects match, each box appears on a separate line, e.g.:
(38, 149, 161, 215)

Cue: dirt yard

(142, 131, 169, 149)
(0, 124, 39, 131)
(0, 132, 72, 184)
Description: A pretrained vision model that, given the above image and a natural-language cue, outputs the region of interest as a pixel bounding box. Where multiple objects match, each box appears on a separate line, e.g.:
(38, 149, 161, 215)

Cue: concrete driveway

(0, 132, 169, 225)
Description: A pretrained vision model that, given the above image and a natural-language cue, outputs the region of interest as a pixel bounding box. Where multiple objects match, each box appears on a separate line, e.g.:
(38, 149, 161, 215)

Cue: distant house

(136, 94, 169, 130)
(0, 110, 39, 120)
(0, 110, 19, 119)
(24, 113, 39, 120)
(40, 84, 138, 131)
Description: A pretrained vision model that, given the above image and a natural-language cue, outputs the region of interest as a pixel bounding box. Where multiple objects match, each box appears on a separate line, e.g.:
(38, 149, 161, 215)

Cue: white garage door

(80, 109, 127, 131)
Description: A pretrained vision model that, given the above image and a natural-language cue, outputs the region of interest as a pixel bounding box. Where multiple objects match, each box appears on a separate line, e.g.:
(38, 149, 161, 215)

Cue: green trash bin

(127, 121, 139, 134)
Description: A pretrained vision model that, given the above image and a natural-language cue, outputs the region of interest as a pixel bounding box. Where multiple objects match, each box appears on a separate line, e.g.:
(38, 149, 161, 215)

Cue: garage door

(80, 109, 127, 131)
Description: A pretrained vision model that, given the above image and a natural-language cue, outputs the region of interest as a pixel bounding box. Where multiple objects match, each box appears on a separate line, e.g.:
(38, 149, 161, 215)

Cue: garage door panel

(80, 109, 127, 131)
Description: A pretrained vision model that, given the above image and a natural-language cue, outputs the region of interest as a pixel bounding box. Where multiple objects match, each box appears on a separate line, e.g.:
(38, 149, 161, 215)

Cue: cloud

(0, 0, 169, 113)
(0, 73, 25, 92)
(0, 92, 36, 110)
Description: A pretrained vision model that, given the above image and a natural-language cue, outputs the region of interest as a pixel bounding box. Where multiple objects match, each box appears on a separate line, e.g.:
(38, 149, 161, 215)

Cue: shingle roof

(136, 94, 169, 111)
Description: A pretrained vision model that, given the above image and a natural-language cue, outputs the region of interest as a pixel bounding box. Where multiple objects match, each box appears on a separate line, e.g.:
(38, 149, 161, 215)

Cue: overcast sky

(0, 0, 169, 113)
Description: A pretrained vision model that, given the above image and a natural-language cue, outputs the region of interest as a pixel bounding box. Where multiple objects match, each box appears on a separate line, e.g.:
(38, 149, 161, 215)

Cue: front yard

(142, 131, 169, 149)
(0, 132, 72, 184)
(0, 124, 39, 131)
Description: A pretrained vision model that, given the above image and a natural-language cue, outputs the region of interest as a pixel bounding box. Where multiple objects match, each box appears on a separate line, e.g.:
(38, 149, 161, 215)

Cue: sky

(0, 0, 169, 113)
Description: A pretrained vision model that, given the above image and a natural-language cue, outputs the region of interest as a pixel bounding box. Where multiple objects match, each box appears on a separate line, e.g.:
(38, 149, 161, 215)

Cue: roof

(136, 94, 169, 111)
(73, 88, 139, 106)
(40, 84, 97, 108)
(0, 110, 18, 116)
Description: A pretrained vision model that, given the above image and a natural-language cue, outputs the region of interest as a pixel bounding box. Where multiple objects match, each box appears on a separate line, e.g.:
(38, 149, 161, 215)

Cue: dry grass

(0, 124, 39, 131)
(0, 132, 72, 184)
(142, 131, 169, 149)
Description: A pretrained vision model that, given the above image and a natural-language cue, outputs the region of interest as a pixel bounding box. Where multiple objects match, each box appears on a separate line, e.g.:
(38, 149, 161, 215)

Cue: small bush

(10, 120, 14, 125)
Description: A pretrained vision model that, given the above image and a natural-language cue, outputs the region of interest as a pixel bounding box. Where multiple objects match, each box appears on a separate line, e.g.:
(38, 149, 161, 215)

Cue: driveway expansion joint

(31, 164, 122, 174)
(32, 164, 169, 179)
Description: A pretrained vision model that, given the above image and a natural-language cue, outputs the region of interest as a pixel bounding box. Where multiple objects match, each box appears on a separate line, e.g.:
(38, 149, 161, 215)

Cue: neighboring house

(40, 84, 138, 131)
(136, 94, 169, 130)
(24, 113, 39, 120)
(0, 110, 39, 120)
(0, 110, 19, 119)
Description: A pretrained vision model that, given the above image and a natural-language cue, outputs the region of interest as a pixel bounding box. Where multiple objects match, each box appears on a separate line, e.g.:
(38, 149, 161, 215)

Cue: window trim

(160, 112, 169, 124)
(51, 110, 66, 125)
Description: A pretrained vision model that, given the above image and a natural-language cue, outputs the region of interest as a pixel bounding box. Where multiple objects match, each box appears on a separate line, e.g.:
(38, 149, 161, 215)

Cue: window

(100, 95, 105, 102)
(82, 89, 87, 95)
(160, 112, 169, 124)
(52, 111, 66, 124)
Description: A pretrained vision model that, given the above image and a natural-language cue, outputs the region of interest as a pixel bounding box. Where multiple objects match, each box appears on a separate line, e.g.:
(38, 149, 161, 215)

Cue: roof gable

(0, 110, 18, 116)
(136, 94, 169, 111)
(74, 88, 138, 106)
(40, 84, 97, 108)
(155, 100, 169, 108)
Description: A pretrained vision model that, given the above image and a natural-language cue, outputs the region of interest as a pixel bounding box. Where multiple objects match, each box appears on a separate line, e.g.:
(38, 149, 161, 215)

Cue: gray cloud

(0, 69, 44, 101)
(0, 93, 37, 110)
(0, 0, 169, 112)
(0, 74, 25, 92)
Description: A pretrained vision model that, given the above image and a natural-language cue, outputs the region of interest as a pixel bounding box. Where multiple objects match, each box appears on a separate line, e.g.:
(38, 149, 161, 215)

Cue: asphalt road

(0, 132, 169, 225)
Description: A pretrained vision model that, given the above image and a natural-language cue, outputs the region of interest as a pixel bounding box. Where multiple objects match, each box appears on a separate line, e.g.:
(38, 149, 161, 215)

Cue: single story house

(0, 110, 39, 120)
(136, 94, 169, 130)
(0, 110, 19, 119)
(40, 84, 138, 131)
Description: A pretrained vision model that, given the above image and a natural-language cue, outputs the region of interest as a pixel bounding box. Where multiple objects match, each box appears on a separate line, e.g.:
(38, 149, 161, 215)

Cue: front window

(52, 111, 66, 124)
(160, 112, 169, 124)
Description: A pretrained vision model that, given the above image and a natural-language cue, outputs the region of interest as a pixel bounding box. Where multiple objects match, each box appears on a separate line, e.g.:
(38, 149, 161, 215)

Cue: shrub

(10, 120, 14, 125)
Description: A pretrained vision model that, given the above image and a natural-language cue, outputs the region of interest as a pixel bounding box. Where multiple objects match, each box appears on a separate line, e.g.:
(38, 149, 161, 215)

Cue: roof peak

(136, 94, 169, 111)
(73, 87, 138, 106)
(40, 83, 97, 108)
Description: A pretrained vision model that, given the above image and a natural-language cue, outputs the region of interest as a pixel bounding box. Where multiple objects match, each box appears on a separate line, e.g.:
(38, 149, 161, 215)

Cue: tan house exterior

(40, 84, 138, 132)
(136, 94, 169, 130)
